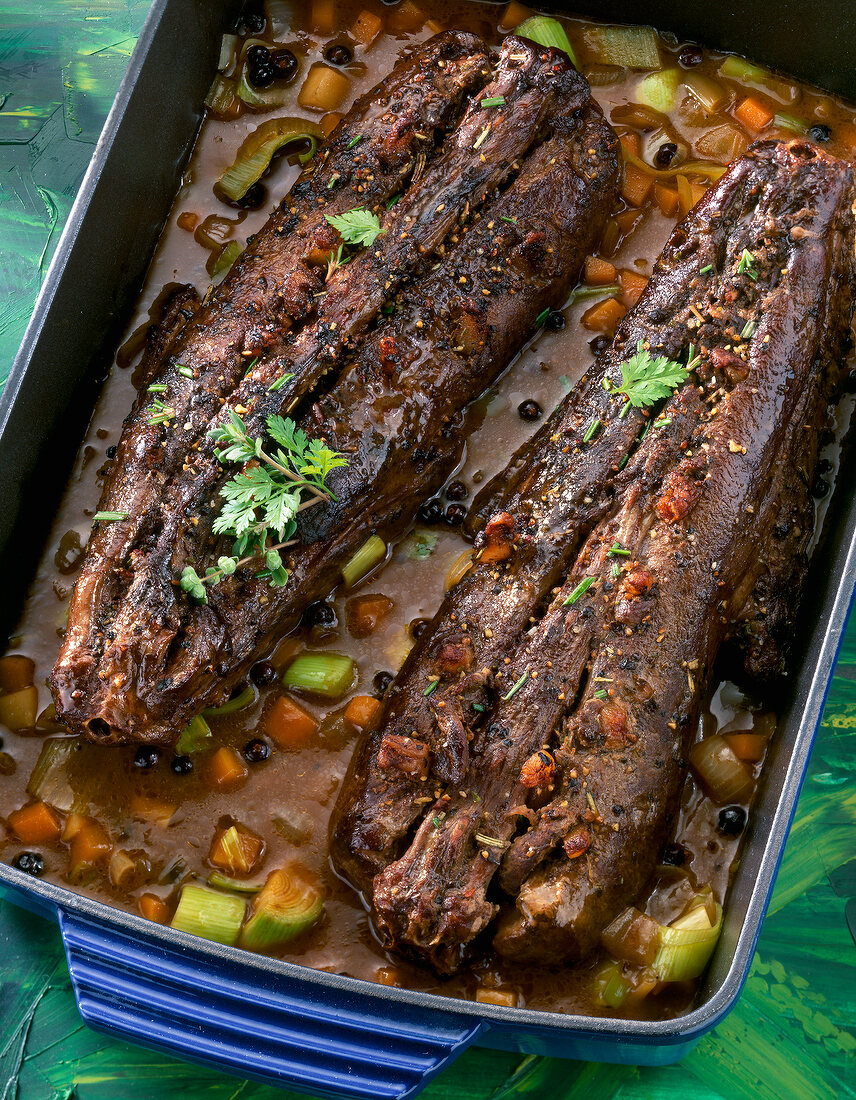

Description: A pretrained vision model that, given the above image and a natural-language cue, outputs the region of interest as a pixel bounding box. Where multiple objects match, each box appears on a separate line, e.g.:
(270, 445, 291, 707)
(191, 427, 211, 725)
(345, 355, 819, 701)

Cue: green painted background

(0, 3, 854, 1097)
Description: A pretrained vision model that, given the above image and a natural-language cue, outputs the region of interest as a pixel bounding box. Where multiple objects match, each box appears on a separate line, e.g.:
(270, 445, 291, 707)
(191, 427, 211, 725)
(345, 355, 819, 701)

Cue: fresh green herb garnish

(594, 688, 608, 699)
(481, 95, 506, 108)
(472, 124, 491, 150)
(535, 306, 550, 328)
(736, 248, 757, 279)
(92, 511, 128, 523)
(502, 672, 528, 702)
(607, 543, 631, 557)
(741, 319, 756, 340)
(606, 340, 692, 417)
(146, 397, 175, 426)
(268, 371, 294, 393)
(583, 418, 600, 443)
(176, 364, 194, 378)
(472, 703, 486, 713)
(563, 575, 595, 607)
(424, 680, 439, 697)
(611, 561, 621, 578)
(346, 135, 363, 150)
(324, 206, 385, 248)
(147, 383, 167, 393)
(325, 243, 346, 282)
(500, 215, 517, 224)
(699, 264, 713, 274)
(180, 412, 347, 603)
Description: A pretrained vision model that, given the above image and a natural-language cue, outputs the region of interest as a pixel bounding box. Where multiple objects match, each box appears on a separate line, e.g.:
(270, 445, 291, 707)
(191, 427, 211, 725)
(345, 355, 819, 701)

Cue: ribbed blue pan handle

(59, 910, 484, 1100)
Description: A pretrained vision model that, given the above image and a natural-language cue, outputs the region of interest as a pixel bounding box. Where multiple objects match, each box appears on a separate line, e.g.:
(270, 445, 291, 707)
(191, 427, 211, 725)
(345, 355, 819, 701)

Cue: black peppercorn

(660, 842, 685, 866)
(816, 458, 833, 475)
(236, 3, 265, 35)
(445, 480, 468, 501)
(678, 44, 703, 67)
(417, 498, 444, 524)
(373, 670, 394, 695)
(250, 660, 277, 686)
(409, 617, 431, 640)
(243, 738, 271, 763)
(517, 399, 542, 421)
(808, 123, 831, 143)
(717, 805, 747, 836)
(325, 43, 353, 66)
(655, 141, 678, 168)
(106, 445, 117, 458)
(545, 309, 565, 330)
(444, 503, 467, 526)
(12, 851, 44, 876)
(589, 333, 610, 356)
(171, 755, 194, 775)
(305, 600, 337, 629)
(134, 745, 160, 770)
(270, 48, 298, 81)
(811, 476, 830, 498)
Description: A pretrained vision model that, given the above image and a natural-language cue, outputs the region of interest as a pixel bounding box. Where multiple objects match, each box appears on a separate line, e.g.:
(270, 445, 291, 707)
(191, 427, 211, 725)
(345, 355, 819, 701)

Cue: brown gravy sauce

(2, 0, 855, 1019)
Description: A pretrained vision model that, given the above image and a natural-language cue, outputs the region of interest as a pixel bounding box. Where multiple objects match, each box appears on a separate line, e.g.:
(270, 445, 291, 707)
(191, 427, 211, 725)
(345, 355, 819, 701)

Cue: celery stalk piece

(341, 534, 387, 587)
(774, 112, 809, 134)
(513, 16, 578, 66)
(215, 117, 323, 202)
(282, 652, 356, 699)
(210, 241, 244, 283)
(174, 714, 212, 755)
(719, 55, 768, 84)
(635, 68, 681, 112)
(653, 894, 723, 981)
(208, 872, 264, 893)
(582, 25, 660, 69)
(239, 868, 323, 951)
(170, 884, 246, 945)
(203, 684, 256, 717)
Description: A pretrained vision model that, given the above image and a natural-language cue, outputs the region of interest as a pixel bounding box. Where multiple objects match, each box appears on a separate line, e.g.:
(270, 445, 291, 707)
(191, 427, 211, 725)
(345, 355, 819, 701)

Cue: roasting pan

(1, 1, 855, 1096)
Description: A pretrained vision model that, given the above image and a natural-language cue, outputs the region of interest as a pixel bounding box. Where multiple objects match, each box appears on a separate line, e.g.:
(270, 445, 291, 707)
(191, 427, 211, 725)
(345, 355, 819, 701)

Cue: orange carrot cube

(584, 256, 617, 285)
(619, 270, 649, 307)
(344, 695, 382, 729)
(265, 695, 319, 749)
(581, 297, 626, 335)
(734, 95, 775, 133)
(8, 801, 62, 845)
(208, 746, 249, 789)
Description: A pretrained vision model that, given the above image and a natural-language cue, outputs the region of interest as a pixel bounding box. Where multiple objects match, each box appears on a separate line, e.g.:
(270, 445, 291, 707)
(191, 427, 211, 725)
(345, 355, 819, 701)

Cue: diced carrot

(653, 182, 680, 217)
(618, 130, 641, 158)
(498, 1, 533, 31)
(581, 297, 626, 335)
(734, 95, 775, 133)
(724, 732, 767, 762)
(0, 655, 35, 693)
(129, 795, 177, 827)
(320, 111, 343, 137)
(345, 594, 394, 639)
(265, 695, 318, 749)
(619, 270, 649, 307)
(350, 8, 383, 46)
(613, 207, 643, 238)
(208, 746, 249, 789)
(388, 0, 424, 32)
(690, 181, 708, 207)
(8, 801, 62, 845)
(584, 256, 617, 285)
(68, 818, 112, 878)
(298, 64, 351, 112)
(621, 161, 655, 208)
(310, 0, 335, 34)
(139, 892, 170, 924)
(344, 695, 382, 730)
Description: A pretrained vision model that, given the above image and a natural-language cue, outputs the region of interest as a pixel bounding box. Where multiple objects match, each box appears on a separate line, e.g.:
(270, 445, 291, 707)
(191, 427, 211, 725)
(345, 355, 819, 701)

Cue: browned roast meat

(329, 135, 827, 896)
(54, 31, 488, 733)
(52, 53, 620, 744)
(339, 141, 856, 971)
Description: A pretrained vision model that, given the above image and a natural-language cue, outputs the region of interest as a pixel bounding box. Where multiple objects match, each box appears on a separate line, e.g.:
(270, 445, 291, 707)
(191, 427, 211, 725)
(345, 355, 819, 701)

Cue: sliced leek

(513, 16, 578, 67)
(170, 884, 246, 946)
(341, 534, 386, 587)
(653, 893, 723, 981)
(203, 684, 256, 717)
(582, 24, 660, 69)
(26, 737, 87, 813)
(174, 714, 212, 755)
(635, 68, 681, 112)
(215, 117, 323, 202)
(282, 652, 356, 699)
(210, 240, 244, 282)
(208, 871, 265, 893)
(239, 867, 323, 951)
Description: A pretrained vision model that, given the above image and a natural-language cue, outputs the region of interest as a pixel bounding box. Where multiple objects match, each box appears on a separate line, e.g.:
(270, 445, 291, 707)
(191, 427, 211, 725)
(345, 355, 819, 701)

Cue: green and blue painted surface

(0, 4, 854, 1097)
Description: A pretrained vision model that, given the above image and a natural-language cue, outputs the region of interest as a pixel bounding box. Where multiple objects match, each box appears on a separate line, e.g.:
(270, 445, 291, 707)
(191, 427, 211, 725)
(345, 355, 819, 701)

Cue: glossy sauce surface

(1, 0, 854, 1018)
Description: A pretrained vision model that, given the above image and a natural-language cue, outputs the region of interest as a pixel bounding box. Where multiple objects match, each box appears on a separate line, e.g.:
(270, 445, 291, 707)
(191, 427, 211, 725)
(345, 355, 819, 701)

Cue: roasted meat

(52, 37, 620, 744)
(332, 140, 856, 972)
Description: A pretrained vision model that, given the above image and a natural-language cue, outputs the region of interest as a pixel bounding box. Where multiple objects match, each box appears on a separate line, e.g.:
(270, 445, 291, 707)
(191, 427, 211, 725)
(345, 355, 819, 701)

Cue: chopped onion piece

(689, 734, 754, 803)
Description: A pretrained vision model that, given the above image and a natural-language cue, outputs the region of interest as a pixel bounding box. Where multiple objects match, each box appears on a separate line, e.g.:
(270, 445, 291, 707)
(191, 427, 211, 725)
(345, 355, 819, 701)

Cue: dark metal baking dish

(1, 2, 855, 1097)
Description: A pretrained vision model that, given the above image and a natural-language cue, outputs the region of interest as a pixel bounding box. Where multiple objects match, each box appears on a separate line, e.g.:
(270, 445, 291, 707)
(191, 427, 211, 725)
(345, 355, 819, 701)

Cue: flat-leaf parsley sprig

(605, 340, 698, 418)
(324, 206, 385, 248)
(179, 412, 348, 603)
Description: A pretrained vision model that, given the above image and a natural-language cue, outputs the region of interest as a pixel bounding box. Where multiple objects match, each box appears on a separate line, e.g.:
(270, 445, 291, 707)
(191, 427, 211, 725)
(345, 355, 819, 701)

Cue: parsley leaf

(736, 248, 757, 279)
(607, 341, 691, 416)
(324, 207, 385, 248)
